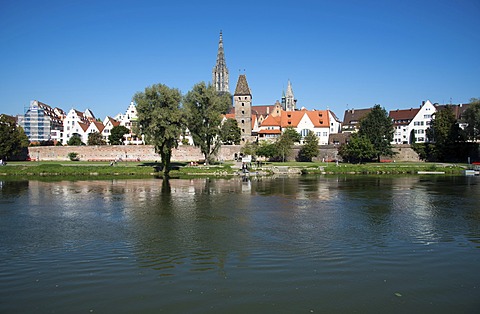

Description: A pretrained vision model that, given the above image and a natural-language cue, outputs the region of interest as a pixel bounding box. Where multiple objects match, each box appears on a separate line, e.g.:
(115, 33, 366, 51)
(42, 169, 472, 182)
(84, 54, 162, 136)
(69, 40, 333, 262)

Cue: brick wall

(28, 144, 419, 162)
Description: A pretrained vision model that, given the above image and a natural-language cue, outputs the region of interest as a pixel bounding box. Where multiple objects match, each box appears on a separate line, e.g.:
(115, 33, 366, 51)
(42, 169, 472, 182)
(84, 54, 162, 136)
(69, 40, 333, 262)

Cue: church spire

(212, 31, 229, 93)
(285, 80, 297, 111)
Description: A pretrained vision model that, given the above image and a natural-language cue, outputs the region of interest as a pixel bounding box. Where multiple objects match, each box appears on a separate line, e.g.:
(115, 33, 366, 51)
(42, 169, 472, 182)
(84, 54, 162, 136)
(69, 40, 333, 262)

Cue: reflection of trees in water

(0, 180, 29, 198)
(132, 178, 252, 277)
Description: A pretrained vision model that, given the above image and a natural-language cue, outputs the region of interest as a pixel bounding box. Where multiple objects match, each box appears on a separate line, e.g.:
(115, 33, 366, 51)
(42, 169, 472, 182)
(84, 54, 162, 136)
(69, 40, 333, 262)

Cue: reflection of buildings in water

(388, 177, 439, 244)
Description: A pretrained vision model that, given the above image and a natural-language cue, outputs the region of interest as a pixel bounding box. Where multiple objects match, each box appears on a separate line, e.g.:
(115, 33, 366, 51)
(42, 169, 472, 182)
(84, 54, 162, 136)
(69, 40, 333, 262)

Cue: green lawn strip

(268, 161, 466, 175)
(0, 161, 236, 177)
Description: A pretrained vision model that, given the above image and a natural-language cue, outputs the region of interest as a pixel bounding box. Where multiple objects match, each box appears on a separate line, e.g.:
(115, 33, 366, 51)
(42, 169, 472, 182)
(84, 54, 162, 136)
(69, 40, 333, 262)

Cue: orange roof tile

(261, 114, 281, 127)
(305, 110, 329, 127)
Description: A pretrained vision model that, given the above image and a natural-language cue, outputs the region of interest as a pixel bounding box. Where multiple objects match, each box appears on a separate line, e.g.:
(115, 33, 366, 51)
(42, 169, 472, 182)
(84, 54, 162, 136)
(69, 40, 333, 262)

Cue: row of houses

(17, 100, 142, 145)
(15, 79, 470, 147)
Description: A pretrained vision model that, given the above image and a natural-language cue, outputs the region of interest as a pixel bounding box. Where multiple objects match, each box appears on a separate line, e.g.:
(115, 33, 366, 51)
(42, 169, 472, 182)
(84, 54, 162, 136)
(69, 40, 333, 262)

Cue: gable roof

(78, 121, 89, 132)
(105, 116, 120, 127)
(305, 110, 329, 127)
(389, 108, 420, 125)
(261, 114, 281, 126)
(234, 74, 251, 95)
(342, 108, 372, 125)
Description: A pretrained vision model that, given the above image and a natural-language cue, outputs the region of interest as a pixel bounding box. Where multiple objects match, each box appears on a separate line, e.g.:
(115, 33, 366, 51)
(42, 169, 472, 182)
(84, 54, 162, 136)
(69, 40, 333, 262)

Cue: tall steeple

(212, 31, 229, 93)
(285, 80, 297, 111)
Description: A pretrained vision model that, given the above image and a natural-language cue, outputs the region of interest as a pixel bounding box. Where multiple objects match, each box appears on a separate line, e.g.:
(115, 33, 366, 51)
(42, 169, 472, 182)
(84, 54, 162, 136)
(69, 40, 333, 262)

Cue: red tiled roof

(389, 108, 419, 124)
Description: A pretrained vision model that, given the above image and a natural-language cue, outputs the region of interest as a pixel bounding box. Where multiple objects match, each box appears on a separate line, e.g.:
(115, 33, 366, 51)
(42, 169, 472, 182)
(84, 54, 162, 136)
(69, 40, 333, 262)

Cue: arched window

(300, 129, 309, 137)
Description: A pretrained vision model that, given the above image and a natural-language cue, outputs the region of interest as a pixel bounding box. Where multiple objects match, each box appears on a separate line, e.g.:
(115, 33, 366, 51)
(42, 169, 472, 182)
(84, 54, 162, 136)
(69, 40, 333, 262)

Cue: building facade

(234, 74, 253, 143)
(17, 100, 64, 143)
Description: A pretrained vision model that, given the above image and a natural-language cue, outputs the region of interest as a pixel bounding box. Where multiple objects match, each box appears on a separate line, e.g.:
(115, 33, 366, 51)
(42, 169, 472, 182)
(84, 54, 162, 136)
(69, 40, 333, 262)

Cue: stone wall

(28, 144, 419, 162)
(28, 145, 242, 162)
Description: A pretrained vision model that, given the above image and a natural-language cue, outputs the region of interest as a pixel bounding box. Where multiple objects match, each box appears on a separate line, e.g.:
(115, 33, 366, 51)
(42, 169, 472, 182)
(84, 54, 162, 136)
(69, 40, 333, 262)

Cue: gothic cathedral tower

(234, 74, 252, 143)
(281, 80, 297, 111)
(212, 31, 229, 93)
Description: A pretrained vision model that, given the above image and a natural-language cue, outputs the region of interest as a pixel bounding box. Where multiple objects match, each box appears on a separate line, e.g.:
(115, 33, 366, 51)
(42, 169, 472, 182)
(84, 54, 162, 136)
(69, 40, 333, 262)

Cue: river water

(1, 176, 479, 313)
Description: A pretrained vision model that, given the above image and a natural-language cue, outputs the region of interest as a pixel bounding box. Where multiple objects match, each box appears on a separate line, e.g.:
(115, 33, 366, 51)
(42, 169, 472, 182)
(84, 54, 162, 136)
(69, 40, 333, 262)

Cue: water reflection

(1, 176, 480, 313)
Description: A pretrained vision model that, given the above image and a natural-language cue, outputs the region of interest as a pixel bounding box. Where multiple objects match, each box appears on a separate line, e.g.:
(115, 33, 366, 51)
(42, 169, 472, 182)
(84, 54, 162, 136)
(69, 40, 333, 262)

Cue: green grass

(0, 160, 237, 178)
(0, 160, 467, 178)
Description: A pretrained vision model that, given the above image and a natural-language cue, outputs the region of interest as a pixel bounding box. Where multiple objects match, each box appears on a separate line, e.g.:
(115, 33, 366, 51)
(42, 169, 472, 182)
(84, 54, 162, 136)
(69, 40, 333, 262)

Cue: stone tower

(234, 74, 252, 143)
(282, 80, 297, 111)
(212, 31, 229, 93)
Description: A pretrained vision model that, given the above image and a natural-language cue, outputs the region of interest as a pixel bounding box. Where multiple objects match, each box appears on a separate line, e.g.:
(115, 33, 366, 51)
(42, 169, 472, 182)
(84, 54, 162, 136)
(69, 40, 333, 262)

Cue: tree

(298, 131, 319, 162)
(87, 131, 106, 145)
(463, 98, 480, 141)
(0, 114, 29, 160)
(184, 82, 231, 164)
(135, 83, 183, 177)
(220, 118, 241, 145)
(275, 127, 301, 162)
(358, 104, 394, 161)
(256, 141, 277, 160)
(109, 125, 130, 145)
(338, 133, 376, 163)
(67, 134, 84, 146)
(241, 141, 258, 157)
(426, 105, 466, 161)
(282, 127, 302, 143)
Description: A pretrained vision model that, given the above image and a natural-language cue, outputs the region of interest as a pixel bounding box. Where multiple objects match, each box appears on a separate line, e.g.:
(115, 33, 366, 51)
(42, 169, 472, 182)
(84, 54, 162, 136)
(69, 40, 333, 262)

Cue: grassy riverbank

(0, 161, 237, 178)
(0, 160, 468, 178)
(269, 161, 467, 175)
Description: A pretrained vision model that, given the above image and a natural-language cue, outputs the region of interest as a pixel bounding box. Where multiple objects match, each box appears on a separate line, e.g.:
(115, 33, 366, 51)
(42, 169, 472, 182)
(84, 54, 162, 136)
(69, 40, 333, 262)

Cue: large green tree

(297, 130, 319, 162)
(358, 104, 394, 161)
(109, 125, 130, 145)
(463, 98, 480, 141)
(426, 105, 466, 161)
(0, 114, 29, 160)
(67, 134, 84, 146)
(87, 131, 106, 145)
(338, 133, 376, 163)
(184, 82, 231, 164)
(274, 127, 301, 162)
(220, 118, 241, 145)
(134, 83, 183, 177)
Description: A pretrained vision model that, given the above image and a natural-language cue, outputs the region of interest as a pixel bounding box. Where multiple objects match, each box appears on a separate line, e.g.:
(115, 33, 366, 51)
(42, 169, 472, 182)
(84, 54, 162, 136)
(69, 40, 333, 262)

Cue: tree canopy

(134, 83, 183, 177)
(0, 114, 29, 160)
(109, 125, 130, 145)
(67, 134, 84, 146)
(220, 118, 241, 145)
(358, 104, 394, 161)
(87, 131, 106, 145)
(184, 82, 231, 164)
(297, 130, 319, 162)
(425, 105, 466, 161)
(463, 98, 480, 141)
(338, 133, 376, 163)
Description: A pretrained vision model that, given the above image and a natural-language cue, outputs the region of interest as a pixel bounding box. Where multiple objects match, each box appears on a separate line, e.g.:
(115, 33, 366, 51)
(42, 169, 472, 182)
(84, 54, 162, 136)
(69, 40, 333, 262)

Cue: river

(1, 176, 479, 313)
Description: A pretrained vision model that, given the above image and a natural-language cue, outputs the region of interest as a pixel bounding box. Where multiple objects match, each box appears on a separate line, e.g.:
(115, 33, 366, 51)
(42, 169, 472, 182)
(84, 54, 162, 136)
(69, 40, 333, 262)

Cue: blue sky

(1, 0, 479, 120)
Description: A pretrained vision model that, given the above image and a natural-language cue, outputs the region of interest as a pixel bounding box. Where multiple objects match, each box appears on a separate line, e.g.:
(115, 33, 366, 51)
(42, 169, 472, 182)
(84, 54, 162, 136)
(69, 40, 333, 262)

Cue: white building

(390, 100, 436, 144)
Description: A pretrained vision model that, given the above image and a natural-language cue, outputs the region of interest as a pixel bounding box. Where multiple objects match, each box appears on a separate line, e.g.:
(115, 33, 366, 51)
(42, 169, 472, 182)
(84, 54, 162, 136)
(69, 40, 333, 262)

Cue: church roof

(234, 74, 251, 95)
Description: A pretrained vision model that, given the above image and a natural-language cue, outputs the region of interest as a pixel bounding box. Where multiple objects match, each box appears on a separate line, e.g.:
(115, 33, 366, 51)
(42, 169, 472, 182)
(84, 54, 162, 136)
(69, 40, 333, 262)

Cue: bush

(68, 152, 79, 161)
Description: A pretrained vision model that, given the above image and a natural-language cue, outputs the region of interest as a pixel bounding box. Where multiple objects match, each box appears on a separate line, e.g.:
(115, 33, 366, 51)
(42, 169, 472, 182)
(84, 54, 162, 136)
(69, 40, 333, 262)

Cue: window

(323, 132, 327, 136)
(242, 103, 244, 106)
(424, 114, 432, 119)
